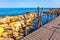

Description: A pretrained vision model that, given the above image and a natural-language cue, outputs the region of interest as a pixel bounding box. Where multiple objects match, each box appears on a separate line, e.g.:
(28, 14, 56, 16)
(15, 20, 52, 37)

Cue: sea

(0, 8, 57, 32)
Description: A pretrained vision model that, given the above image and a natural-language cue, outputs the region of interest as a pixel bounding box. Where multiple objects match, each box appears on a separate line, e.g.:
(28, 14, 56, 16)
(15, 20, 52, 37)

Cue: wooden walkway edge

(21, 16, 60, 40)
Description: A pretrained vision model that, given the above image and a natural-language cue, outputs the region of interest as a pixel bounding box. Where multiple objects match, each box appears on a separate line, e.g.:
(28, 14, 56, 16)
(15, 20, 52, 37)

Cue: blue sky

(0, 0, 60, 8)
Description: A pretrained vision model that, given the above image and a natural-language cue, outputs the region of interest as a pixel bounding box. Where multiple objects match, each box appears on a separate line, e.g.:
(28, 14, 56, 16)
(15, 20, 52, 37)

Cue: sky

(0, 0, 60, 8)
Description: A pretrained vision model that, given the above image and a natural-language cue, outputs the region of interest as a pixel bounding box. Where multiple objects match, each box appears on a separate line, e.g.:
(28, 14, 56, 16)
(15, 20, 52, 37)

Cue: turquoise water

(0, 8, 55, 17)
(0, 8, 57, 32)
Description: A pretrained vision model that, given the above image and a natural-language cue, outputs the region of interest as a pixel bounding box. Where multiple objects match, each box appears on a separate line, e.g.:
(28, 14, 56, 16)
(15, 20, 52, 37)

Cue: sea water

(0, 8, 57, 32)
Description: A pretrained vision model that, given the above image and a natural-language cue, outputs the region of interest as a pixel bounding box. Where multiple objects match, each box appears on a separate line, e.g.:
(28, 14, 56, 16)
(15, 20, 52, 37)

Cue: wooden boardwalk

(21, 16, 60, 40)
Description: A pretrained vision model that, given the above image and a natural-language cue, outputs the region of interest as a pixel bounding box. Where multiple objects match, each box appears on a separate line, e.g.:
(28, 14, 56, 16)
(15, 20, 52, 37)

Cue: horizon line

(0, 7, 59, 8)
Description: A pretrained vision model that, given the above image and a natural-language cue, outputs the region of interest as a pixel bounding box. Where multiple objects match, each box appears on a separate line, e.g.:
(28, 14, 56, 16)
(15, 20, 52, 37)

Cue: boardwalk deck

(21, 16, 60, 40)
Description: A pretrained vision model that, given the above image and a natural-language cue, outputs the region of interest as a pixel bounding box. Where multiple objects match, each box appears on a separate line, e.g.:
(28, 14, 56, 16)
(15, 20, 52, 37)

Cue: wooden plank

(50, 29, 60, 40)
(21, 27, 55, 40)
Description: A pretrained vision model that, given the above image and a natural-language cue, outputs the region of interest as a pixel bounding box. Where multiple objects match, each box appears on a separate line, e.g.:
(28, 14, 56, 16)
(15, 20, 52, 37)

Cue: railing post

(42, 7, 44, 13)
(24, 15, 28, 36)
(37, 6, 42, 28)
